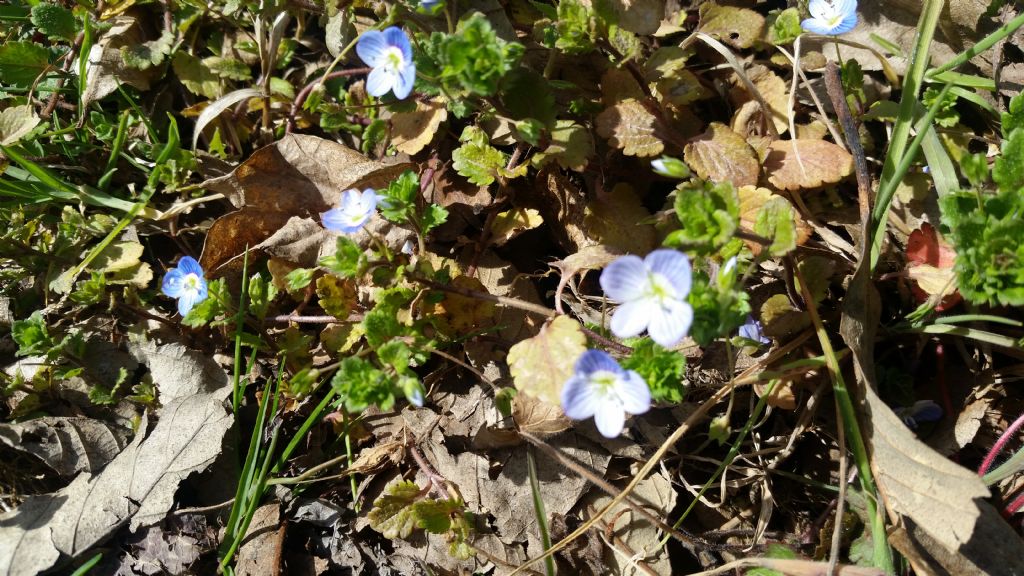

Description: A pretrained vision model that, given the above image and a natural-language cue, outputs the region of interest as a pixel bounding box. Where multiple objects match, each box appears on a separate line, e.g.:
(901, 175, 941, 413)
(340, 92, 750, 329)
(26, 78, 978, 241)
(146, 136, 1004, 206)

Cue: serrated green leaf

(411, 499, 462, 534)
(421, 204, 449, 234)
(12, 311, 53, 357)
(993, 129, 1024, 193)
(181, 278, 229, 328)
(754, 196, 797, 257)
(620, 339, 686, 403)
(315, 275, 355, 318)
(172, 52, 223, 98)
(768, 7, 802, 46)
(318, 236, 364, 278)
(204, 56, 251, 80)
(664, 180, 739, 254)
(368, 480, 422, 539)
(30, 3, 75, 40)
(380, 170, 419, 222)
(121, 31, 174, 70)
(452, 127, 507, 186)
(284, 268, 315, 291)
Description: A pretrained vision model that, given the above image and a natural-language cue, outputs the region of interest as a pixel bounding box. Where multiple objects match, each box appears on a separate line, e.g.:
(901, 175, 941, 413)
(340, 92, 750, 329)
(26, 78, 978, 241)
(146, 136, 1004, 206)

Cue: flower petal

(644, 249, 691, 297)
(801, 17, 836, 35)
(808, 0, 830, 21)
(574, 349, 621, 376)
(393, 61, 416, 99)
(177, 256, 204, 277)
(361, 189, 379, 212)
(356, 30, 388, 67)
(177, 288, 201, 316)
(365, 66, 395, 97)
(593, 401, 626, 438)
(322, 207, 360, 234)
(615, 371, 651, 415)
(832, 11, 857, 34)
(647, 299, 693, 347)
(610, 299, 654, 339)
(161, 268, 186, 298)
(383, 26, 412, 61)
(561, 375, 599, 420)
(600, 255, 649, 302)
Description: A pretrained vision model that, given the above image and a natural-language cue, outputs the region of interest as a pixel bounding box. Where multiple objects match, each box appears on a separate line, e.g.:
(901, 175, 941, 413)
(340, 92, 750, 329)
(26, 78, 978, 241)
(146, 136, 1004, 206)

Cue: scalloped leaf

(683, 122, 760, 187)
(595, 98, 664, 157)
(698, 3, 766, 49)
(507, 315, 587, 405)
(764, 139, 854, 191)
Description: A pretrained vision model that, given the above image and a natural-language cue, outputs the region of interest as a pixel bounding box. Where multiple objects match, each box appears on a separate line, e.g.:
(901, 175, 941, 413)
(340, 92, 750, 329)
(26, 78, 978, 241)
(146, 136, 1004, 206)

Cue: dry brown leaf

(596, 98, 665, 157)
(684, 122, 760, 187)
(234, 504, 284, 576)
(432, 275, 497, 337)
(489, 207, 543, 246)
(764, 139, 853, 191)
(0, 417, 131, 477)
(390, 99, 447, 155)
(731, 65, 790, 135)
(583, 184, 658, 254)
(737, 185, 811, 255)
(512, 392, 571, 438)
(81, 17, 160, 108)
(602, 0, 664, 35)
(589, 468, 677, 575)
(199, 208, 293, 274)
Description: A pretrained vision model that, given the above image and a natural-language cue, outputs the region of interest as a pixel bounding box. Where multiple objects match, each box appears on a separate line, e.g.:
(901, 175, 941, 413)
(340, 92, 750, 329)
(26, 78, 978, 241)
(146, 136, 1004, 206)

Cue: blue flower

(356, 27, 416, 99)
(322, 188, 378, 233)
(895, 400, 943, 430)
(161, 256, 208, 316)
(738, 315, 770, 345)
(600, 249, 694, 348)
(419, 0, 443, 11)
(801, 0, 858, 35)
(561, 350, 651, 438)
(650, 156, 690, 179)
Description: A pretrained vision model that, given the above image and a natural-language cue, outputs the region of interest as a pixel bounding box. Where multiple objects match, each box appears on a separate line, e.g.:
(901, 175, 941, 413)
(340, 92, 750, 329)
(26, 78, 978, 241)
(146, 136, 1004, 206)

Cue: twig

(408, 444, 451, 499)
(414, 275, 556, 318)
(268, 314, 342, 324)
(823, 61, 871, 226)
(173, 498, 236, 515)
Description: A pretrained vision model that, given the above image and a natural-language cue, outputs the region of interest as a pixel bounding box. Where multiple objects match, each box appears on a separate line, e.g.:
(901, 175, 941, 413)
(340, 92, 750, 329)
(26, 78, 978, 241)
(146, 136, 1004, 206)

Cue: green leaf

(421, 204, 449, 234)
(620, 339, 686, 404)
(284, 267, 315, 291)
(554, 0, 596, 54)
(248, 273, 278, 319)
(181, 278, 230, 328)
(30, 3, 75, 40)
(368, 480, 422, 539)
(1002, 94, 1024, 138)
(318, 236, 364, 278)
(315, 275, 355, 318)
(768, 7, 802, 46)
(377, 339, 412, 373)
(500, 67, 556, 127)
(0, 41, 50, 87)
(664, 180, 740, 253)
(753, 196, 798, 257)
(121, 31, 174, 70)
(417, 12, 524, 98)
(688, 272, 751, 346)
(70, 272, 107, 306)
(12, 311, 53, 357)
(204, 56, 251, 80)
(452, 126, 507, 186)
(532, 121, 594, 172)
(993, 128, 1024, 193)
(380, 170, 419, 222)
(172, 52, 223, 99)
(411, 499, 462, 534)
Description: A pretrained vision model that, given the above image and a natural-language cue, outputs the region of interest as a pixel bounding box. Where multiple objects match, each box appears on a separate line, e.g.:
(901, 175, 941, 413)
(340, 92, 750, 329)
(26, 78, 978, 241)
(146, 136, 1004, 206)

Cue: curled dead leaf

(764, 139, 853, 191)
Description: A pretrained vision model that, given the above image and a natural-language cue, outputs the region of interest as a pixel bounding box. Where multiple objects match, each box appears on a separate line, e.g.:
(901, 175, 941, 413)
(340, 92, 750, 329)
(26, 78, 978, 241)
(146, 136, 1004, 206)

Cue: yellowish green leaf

(507, 315, 587, 405)
(0, 105, 40, 146)
(490, 208, 543, 246)
(684, 122, 760, 187)
(596, 98, 664, 157)
(699, 3, 766, 49)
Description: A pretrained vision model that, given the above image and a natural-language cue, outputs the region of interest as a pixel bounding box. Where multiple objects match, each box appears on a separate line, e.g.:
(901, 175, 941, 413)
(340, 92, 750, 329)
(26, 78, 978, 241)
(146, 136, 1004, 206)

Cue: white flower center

(183, 273, 201, 293)
(644, 272, 678, 305)
(589, 370, 620, 397)
(383, 47, 405, 73)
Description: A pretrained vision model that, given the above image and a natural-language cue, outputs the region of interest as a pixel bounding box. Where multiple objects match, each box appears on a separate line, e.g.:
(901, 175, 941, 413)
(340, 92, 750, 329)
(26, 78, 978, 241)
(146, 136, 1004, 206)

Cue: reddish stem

(286, 67, 371, 133)
(1004, 490, 1024, 517)
(978, 412, 1024, 477)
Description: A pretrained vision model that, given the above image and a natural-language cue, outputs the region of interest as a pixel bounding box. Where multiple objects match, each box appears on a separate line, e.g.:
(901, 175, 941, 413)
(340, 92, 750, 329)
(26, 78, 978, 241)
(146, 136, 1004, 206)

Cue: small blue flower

(801, 0, 858, 35)
(561, 350, 651, 438)
(738, 315, 770, 345)
(161, 256, 208, 316)
(895, 400, 943, 430)
(600, 249, 694, 348)
(322, 188, 378, 233)
(356, 27, 416, 99)
(419, 0, 444, 12)
(650, 156, 690, 179)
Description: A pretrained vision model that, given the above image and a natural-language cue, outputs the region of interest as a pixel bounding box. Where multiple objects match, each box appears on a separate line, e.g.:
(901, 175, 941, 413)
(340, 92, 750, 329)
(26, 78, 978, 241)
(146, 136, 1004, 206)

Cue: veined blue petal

(360, 189, 379, 212)
(593, 401, 625, 438)
(365, 66, 396, 97)
(615, 370, 651, 415)
(393, 62, 416, 99)
(574, 349, 621, 376)
(161, 268, 186, 298)
(808, 0, 831, 21)
(177, 288, 201, 316)
(647, 299, 692, 347)
(600, 255, 649, 302)
(610, 299, 655, 339)
(832, 11, 857, 34)
(383, 26, 413, 62)
(802, 18, 837, 35)
(177, 256, 204, 277)
(322, 207, 360, 234)
(561, 374, 599, 420)
(356, 30, 389, 67)
(645, 249, 691, 297)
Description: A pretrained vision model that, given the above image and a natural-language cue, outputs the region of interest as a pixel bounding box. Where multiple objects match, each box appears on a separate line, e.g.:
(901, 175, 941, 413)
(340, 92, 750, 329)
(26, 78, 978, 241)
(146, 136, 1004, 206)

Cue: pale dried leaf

(603, 0, 664, 35)
(235, 504, 284, 576)
(490, 208, 543, 246)
(583, 184, 657, 254)
(0, 386, 233, 575)
(684, 122, 760, 187)
(128, 341, 230, 403)
(391, 99, 447, 155)
(596, 99, 664, 157)
(698, 3, 765, 49)
(765, 139, 853, 191)
(0, 417, 131, 476)
(512, 393, 570, 438)
(507, 316, 586, 405)
(0, 105, 40, 146)
(731, 65, 789, 135)
(590, 469, 677, 575)
(81, 17, 159, 108)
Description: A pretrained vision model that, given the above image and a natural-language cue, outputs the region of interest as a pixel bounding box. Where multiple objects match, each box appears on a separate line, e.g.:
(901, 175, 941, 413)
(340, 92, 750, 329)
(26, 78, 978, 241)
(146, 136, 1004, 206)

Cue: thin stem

(978, 412, 1024, 476)
(287, 67, 372, 132)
